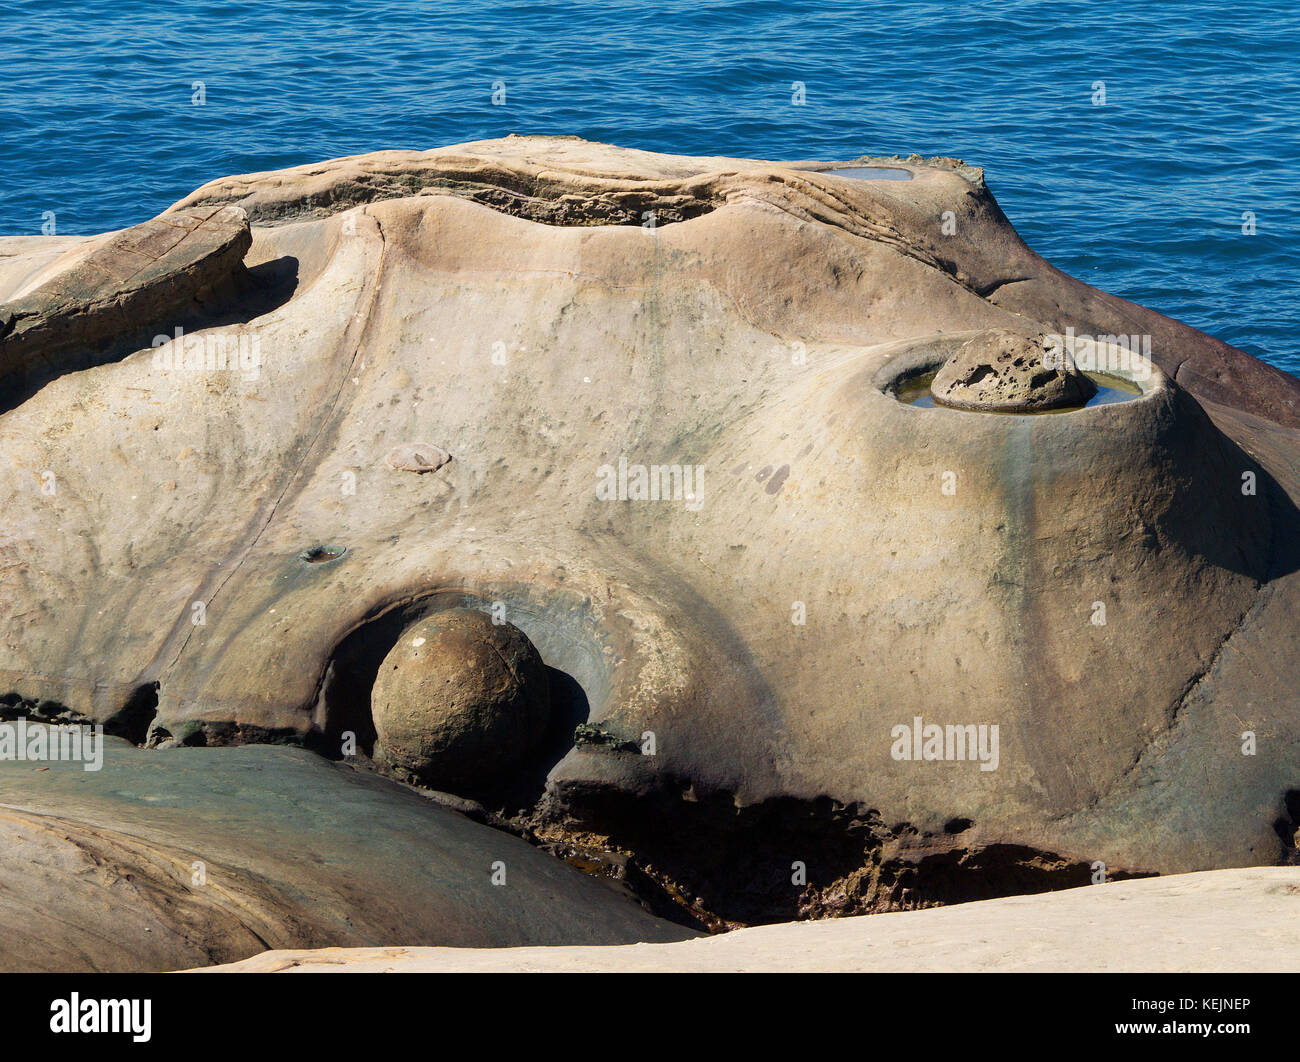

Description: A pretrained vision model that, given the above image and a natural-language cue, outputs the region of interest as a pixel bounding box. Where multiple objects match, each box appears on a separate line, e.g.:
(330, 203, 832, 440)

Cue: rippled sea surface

(3, 0, 1296, 373)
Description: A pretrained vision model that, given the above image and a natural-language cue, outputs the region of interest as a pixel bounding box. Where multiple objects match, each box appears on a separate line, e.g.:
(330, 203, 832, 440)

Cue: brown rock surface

(931, 328, 1098, 411)
(1, 137, 1298, 925)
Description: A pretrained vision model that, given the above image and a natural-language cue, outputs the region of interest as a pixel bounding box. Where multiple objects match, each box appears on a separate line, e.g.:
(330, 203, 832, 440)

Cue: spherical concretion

(931, 329, 1098, 412)
(371, 608, 551, 792)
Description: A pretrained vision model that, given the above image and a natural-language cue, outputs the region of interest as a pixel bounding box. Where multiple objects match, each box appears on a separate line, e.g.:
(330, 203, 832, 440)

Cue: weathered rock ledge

(195, 867, 1300, 973)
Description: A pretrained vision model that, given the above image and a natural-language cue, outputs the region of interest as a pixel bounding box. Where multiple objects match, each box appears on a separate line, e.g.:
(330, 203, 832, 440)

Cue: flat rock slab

(0, 736, 693, 973)
(200, 867, 1300, 973)
(0, 204, 250, 397)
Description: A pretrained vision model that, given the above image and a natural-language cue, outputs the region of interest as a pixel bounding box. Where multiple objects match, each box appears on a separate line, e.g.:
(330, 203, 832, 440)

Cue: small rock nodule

(371, 608, 550, 793)
(384, 442, 451, 473)
(930, 329, 1097, 412)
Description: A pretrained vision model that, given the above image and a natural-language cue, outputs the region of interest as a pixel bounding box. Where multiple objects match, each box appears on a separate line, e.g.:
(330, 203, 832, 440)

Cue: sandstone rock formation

(2, 136, 1298, 934)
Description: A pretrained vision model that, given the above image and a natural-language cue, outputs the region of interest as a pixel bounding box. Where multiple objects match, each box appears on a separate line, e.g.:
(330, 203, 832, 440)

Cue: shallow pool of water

(896, 371, 1141, 412)
(823, 166, 913, 181)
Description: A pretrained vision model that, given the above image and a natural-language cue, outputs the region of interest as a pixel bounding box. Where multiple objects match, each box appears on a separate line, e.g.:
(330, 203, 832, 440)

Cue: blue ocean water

(3, 0, 1296, 373)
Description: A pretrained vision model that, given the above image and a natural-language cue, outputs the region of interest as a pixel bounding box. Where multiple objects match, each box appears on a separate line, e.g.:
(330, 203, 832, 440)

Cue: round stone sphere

(371, 608, 551, 792)
(931, 329, 1097, 412)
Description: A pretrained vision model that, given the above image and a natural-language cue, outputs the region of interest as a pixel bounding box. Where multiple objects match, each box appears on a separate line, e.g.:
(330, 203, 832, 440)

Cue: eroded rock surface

(2, 137, 1299, 929)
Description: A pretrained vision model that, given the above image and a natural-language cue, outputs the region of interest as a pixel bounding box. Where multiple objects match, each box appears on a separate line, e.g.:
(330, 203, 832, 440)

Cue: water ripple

(1, 0, 1296, 372)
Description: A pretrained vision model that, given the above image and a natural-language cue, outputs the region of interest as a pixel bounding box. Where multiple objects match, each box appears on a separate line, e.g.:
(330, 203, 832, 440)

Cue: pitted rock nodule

(384, 442, 451, 473)
(371, 608, 550, 793)
(930, 329, 1098, 412)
